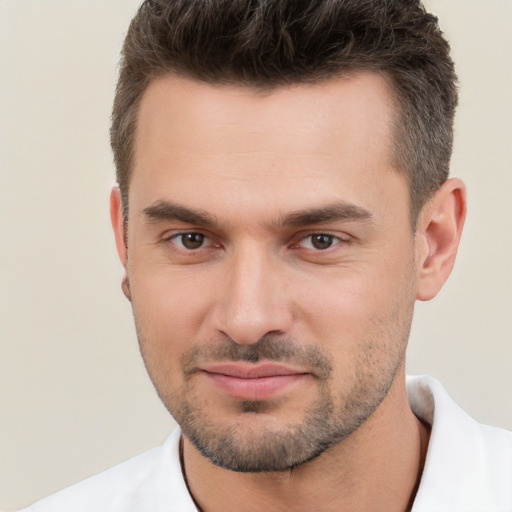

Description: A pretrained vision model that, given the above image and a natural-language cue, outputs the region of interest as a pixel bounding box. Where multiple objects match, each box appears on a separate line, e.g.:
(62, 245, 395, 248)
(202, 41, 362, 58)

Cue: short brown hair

(111, 0, 457, 225)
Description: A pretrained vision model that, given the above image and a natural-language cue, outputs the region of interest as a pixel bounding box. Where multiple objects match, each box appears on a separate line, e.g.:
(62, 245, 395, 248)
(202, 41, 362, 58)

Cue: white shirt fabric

(20, 375, 512, 511)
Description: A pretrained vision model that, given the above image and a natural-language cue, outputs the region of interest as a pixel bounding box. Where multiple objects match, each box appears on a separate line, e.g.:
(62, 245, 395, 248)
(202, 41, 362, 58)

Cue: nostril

(212, 301, 293, 346)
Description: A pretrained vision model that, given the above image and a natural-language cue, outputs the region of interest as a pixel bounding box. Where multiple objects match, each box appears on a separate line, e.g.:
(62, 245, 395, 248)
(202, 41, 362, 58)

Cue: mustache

(181, 335, 332, 379)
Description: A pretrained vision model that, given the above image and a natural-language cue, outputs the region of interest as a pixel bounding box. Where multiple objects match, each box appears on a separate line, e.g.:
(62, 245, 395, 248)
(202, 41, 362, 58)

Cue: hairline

(118, 68, 434, 233)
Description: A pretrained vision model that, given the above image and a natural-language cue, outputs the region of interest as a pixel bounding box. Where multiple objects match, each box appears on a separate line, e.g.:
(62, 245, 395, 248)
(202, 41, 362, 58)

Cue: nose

(210, 243, 293, 345)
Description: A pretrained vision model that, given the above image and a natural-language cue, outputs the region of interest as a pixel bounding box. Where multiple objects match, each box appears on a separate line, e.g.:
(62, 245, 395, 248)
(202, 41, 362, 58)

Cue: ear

(110, 185, 131, 301)
(415, 178, 467, 301)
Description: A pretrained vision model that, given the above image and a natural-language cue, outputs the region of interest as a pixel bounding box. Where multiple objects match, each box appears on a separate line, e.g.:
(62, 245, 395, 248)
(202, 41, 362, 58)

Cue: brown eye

(176, 233, 206, 250)
(310, 234, 335, 250)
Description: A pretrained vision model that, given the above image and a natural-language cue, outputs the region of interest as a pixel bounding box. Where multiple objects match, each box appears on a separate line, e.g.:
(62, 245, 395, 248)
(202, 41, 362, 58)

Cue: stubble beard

(138, 333, 406, 473)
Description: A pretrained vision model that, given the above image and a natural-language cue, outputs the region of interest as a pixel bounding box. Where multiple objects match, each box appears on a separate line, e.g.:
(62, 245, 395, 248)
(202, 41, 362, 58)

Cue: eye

(170, 232, 208, 250)
(299, 234, 341, 250)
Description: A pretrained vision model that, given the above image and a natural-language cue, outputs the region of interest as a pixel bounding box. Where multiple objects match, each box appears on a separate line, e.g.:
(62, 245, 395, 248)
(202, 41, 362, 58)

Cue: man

(21, 0, 512, 511)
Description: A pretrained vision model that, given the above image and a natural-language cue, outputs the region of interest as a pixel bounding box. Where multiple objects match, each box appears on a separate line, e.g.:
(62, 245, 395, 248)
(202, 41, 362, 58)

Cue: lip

(201, 362, 310, 401)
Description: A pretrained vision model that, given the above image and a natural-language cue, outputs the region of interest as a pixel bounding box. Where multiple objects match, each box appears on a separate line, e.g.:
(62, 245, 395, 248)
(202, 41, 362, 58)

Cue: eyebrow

(142, 201, 217, 226)
(142, 200, 373, 228)
(281, 202, 373, 227)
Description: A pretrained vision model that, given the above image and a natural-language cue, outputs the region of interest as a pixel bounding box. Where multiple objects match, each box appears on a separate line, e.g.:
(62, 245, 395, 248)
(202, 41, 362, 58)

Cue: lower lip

(204, 372, 308, 401)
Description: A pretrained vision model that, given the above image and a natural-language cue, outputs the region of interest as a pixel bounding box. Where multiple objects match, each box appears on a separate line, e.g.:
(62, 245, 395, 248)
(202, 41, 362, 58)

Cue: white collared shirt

(409, 375, 512, 511)
(21, 375, 512, 511)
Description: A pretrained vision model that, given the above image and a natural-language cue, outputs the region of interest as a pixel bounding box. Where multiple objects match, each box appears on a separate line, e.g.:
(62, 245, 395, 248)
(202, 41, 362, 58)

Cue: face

(118, 72, 421, 472)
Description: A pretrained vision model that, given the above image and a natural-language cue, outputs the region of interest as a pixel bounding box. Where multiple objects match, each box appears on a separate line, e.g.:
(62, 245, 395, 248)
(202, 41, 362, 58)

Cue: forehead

(135, 71, 396, 155)
(130, 71, 406, 223)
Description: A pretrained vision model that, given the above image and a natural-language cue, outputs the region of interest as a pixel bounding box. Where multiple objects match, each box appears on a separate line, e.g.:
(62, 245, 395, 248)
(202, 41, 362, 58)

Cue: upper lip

(201, 362, 307, 379)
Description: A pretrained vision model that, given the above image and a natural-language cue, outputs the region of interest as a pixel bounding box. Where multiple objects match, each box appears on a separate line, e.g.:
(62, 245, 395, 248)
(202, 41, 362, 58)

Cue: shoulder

(408, 375, 512, 512)
(19, 428, 196, 512)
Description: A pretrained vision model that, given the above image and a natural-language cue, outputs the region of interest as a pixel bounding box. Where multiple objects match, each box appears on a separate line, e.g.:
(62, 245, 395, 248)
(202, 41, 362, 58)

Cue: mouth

(200, 362, 310, 401)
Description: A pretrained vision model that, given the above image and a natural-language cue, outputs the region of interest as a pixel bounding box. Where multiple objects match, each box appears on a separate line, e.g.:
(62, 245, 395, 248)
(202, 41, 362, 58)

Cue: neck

(182, 374, 430, 512)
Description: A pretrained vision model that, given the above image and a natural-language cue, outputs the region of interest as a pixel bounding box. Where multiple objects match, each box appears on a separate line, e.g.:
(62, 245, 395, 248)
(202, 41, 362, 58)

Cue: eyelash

(166, 232, 214, 251)
(295, 233, 347, 251)
(164, 231, 349, 253)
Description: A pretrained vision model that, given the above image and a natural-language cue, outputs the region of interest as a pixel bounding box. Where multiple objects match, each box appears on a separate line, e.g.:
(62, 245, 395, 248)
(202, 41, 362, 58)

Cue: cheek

(295, 269, 398, 328)
(128, 268, 214, 402)
(294, 258, 415, 359)
(128, 263, 215, 354)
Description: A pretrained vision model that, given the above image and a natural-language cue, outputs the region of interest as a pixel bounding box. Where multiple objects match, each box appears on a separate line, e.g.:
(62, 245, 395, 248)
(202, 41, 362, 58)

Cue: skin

(111, 72, 466, 511)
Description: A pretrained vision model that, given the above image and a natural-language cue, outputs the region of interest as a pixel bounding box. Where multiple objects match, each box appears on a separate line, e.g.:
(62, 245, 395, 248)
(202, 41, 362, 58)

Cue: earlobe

(110, 185, 131, 301)
(121, 275, 132, 302)
(416, 178, 467, 301)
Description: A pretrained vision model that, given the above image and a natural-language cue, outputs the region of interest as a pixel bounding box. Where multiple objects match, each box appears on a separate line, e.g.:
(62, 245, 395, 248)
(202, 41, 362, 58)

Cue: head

(110, 0, 465, 473)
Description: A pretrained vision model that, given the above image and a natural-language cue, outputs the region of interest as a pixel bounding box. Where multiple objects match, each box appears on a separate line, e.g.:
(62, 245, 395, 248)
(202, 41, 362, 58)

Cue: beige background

(1, 0, 511, 509)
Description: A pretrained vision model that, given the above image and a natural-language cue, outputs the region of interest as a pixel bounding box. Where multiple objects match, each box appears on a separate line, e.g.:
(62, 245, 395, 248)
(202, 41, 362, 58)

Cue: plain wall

(1, 0, 511, 509)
